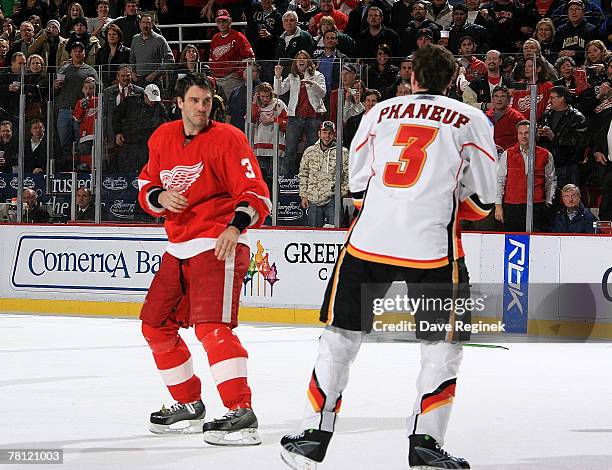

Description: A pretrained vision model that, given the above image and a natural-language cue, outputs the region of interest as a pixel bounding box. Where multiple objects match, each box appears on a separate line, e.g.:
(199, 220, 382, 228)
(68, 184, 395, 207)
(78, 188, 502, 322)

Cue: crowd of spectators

(0, 0, 609, 230)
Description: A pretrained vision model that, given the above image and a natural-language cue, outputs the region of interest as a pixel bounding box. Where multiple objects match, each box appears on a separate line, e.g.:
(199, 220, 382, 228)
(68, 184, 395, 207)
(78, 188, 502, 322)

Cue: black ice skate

(202, 407, 262, 446)
(409, 434, 470, 469)
(149, 399, 206, 434)
(280, 429, 333, 470)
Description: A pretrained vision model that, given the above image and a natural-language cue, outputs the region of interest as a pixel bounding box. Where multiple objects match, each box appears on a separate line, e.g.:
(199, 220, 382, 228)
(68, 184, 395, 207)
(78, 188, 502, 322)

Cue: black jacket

(447, 22, 490, 55)
(538, 105, 588, 167)
(399, 19, 441, 56)
(275, 29, 315, 72)
(24, 139, 47, 173)
(113, 94, 168, 145)
(551, 202, 597, 233)
(95, 43, 132, 88)
(466, 74, 514, 110)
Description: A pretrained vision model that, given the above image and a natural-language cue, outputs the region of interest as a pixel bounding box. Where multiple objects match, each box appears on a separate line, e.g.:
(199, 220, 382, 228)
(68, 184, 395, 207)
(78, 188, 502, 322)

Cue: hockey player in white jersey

(280, 45, 498, 469)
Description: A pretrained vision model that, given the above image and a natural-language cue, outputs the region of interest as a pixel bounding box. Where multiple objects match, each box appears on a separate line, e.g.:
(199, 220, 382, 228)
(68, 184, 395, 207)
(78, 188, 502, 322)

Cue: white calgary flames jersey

(347, 93, 498, 268)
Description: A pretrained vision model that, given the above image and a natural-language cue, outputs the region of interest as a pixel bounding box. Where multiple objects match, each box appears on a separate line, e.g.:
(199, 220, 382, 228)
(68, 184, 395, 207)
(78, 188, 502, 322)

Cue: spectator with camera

(537, 85, 588, 191)
(328, 62, 364, 127)
(551, 184, 598, 232)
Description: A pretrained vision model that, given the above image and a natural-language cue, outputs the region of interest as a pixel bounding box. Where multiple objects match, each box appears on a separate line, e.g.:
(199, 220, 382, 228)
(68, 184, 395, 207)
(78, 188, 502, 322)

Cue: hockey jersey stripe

(460, 142, 496, 162)
(346, 243, 449, 269)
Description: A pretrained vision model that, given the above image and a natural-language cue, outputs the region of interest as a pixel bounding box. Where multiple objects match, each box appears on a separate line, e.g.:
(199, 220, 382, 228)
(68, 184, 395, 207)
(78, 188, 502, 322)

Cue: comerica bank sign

(11, 235, 168, 292)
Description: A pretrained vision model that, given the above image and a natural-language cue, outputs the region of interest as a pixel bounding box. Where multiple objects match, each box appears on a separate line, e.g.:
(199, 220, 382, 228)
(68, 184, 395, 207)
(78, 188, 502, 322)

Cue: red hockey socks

(142, 321, 202, 404)
(195, 323, 252, 410)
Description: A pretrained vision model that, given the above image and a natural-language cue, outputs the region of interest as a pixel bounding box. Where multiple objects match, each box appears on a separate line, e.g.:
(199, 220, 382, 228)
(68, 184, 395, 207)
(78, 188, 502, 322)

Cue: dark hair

(491, 85, 510, 98)
(550, 85, 572, 102)
(106, 23, 123, 40)
(364, 88, 381, 101)
(96, 0, 109, 5)
(516, 119, 530, 128)
(453, 3, 468, 14)
(377, 43, 391, 56)
(411, 45, 455, 94)
(29, 118, 44, 128)
(175, 72, 214, 99)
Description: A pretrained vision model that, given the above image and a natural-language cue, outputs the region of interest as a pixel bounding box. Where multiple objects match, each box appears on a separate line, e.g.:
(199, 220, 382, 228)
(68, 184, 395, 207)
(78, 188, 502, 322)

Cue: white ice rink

(2, 314, 612, 470)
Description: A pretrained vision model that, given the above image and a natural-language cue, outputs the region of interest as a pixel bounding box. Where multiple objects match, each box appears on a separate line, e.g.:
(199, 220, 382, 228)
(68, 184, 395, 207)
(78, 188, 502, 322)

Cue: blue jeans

(57, 107, 79, 159)
(307, 198, 335, 227)
(284, 116, 321, 176)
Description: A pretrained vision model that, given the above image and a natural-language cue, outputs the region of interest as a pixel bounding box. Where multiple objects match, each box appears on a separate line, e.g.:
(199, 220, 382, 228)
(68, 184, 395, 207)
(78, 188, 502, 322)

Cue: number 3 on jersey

(241, 158, 256, 179)
(383, 124, 438, 188)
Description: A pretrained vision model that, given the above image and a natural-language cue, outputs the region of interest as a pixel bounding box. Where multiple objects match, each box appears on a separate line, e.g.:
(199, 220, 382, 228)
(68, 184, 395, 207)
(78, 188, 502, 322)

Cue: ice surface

(1, 314, 612, 469)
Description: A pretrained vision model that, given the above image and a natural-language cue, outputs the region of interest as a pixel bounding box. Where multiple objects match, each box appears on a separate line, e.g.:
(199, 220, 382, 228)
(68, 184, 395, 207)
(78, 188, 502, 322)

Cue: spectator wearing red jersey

(209, 9, 255, 99)
(308, 0, 348, 36)
(72, 76, 98, 170)
(510, 56, 553, 120)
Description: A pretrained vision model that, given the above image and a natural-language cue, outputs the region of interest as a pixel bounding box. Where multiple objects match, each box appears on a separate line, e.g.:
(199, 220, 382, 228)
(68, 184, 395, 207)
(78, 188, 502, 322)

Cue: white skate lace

(159, 402, 185, 415)
(285, 431, 306, 440)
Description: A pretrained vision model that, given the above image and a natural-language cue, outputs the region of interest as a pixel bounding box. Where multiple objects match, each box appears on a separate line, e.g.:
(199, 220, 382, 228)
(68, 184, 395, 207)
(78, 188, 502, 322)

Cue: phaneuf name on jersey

(376, 101, 471, 129)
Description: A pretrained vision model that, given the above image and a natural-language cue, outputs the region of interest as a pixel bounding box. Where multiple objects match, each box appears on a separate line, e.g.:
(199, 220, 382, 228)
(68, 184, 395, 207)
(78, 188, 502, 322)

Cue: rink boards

(0, 224, 611, 338)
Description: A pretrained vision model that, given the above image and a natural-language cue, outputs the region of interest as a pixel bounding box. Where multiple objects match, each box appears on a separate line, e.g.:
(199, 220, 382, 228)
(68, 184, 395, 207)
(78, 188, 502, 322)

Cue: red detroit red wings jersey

(138, 120, 271, 257)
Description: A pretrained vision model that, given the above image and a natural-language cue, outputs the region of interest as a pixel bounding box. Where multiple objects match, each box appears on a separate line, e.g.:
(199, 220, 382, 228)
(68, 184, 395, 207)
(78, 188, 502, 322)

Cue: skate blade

(203, 428, 262, 446)
(149, 418, 205, 435)
(280, 448, 319, 470)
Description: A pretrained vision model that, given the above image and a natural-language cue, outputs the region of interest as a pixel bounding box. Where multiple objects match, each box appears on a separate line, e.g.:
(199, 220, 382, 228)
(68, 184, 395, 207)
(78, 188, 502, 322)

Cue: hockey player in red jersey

(138, 73, 271, 446)
(280, 45, 498, 469)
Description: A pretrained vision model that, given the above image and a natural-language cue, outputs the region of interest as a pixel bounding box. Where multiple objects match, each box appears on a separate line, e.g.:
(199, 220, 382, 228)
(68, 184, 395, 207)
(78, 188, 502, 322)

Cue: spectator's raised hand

(274, 65, 282, 78)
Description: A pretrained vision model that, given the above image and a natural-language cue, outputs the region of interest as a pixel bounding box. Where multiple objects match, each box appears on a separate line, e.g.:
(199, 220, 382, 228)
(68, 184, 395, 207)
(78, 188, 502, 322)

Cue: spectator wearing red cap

(298, 120, 349, 227)
(209, 9, 256, 98)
